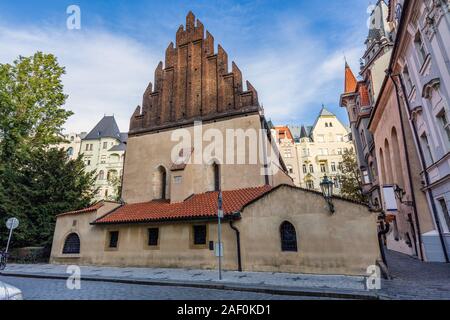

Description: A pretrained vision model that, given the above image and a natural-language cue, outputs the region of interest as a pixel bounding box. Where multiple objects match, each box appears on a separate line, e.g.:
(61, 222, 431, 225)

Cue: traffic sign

(6, 218, 19, 230)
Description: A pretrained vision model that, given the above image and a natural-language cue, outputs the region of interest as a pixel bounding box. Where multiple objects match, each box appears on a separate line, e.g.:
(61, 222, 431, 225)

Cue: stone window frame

(280, 221, 298, 252)
(105, 230, 120, 251)
(190, 224, 209, 249)
(437, 197, 450, 234)
(144, 227, 160, 250)
(436, 107, 450, 149)
(62, 232, 81, 255)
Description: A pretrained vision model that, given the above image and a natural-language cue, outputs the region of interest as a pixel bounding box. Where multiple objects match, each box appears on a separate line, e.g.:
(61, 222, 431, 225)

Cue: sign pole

(5, 227, 13, 254)
(5, 217, 19, 254)
(217, 191, 223, 281)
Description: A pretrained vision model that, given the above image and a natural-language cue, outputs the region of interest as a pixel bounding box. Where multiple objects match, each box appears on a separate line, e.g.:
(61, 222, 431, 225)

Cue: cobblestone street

(380, 250, 450, 300)
(0, 276, 318, 300)
(1, 249, 449, 300)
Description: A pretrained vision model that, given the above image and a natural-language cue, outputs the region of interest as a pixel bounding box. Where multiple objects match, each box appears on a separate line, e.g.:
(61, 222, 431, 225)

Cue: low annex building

(50, 12, 380, 275)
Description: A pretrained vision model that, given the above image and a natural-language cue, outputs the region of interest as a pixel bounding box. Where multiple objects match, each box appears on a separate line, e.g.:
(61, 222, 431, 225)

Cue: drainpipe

(229, 220, 242, 272)
(260, 117, 271, 186)
(377, 214, 390, 266)
(392, 74, 449, 263)
(390, 73, 425, 261)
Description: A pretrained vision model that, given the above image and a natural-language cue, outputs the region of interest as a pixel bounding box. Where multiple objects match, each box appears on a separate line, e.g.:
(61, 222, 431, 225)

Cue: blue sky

(0, 0, 371, 133)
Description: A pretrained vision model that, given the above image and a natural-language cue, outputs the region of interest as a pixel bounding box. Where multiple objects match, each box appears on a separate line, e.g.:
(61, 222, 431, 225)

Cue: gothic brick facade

(129, 12, 260, 135)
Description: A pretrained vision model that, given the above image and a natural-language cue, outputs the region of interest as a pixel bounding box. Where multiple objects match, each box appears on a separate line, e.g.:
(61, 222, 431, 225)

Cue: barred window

(62, 233, 80, 254)
(109, 231, 119, 248)
(148, 228, 159, 246)
(193, 225, 207, 245)
(280, 222, 298, 252)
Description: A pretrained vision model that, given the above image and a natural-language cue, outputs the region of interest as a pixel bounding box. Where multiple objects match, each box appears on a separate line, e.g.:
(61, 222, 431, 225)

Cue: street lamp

(394, 184, 413, 206)
(320, 175, 335, 214)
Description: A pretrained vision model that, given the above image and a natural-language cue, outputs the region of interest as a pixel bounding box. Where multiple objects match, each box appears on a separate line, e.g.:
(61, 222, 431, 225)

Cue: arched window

(98, 170, 105, 180)
(280, 221, 298, 252)
(391, 127, 405, 187)
(302, 164, 307, 174)
(107, 170, 118, 181)
(361, 130, 367, 147)
(309, 164, 314, 173)
(62, 233, 80, 254)
(153, 166, 167, 199)
(384, 139, 394, 184)
(213, 162, 221, 191)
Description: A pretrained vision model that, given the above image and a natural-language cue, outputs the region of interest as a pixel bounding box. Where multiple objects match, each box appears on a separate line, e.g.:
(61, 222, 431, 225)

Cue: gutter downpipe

(229, 220, 242, 272)
(390, 72, 424, 261)
(393, 74, 449, 263)
(378, 216, 390, 266)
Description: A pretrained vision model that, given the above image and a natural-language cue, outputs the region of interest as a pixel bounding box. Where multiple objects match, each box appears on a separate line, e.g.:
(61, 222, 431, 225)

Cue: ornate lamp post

(320, 175, 335, 214)
(394, 184, 413, 206)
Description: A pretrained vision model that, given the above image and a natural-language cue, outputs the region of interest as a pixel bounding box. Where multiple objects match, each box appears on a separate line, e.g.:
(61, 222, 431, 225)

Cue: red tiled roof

(274, 126, 294, 143)
(344, 63, 358, 94)
(358, 82, 371, 107)
(94, 185, 272, 224)
(58, 202, 105, 217)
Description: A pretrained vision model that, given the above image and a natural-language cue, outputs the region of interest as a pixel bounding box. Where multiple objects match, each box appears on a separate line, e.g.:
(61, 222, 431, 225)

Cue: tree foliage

(337, 149, 368, 203)
(0, 52, 72, 161)
(0, 149, 98, 247)
(0, 52, 97, 248)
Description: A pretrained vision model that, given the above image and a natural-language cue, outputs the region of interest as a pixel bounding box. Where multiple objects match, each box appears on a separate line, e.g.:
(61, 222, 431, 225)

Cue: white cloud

(0, 9, 366, 133)
(238, 18, 364, 125)
(0, 25, 158, 133)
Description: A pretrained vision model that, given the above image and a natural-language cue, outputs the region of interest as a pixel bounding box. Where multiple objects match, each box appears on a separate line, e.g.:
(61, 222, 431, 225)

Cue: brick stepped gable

(130, 11, 260, 135)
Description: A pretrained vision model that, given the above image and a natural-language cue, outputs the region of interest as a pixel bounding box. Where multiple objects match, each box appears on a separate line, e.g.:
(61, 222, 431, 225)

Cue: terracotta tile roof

(358, 82, 371, 107)
(58, 202, 105, 217)
(94, 185, 272, 224)
(274, 126, 294, 143)
(344, 62, 358, 94)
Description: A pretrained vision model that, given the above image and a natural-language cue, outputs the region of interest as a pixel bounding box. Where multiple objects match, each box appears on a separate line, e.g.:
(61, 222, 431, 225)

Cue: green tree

(0, 149, 98, 248)
(0, 52, 72, 161)
(108, 176, 123, 202)
(0, 52, 96, 249)
(337, 149, 368, 203)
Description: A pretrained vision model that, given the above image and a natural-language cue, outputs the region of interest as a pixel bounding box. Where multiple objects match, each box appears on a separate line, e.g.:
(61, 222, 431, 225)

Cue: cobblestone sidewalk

(0, 263, 369, 298)
(379, 250, 450, 300)
(1, 250, 449, 300)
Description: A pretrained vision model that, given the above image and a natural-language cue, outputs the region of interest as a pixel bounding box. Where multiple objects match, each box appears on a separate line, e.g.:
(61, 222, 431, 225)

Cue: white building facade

(275, 108, 354, 194)
(57, 116, 127, 201)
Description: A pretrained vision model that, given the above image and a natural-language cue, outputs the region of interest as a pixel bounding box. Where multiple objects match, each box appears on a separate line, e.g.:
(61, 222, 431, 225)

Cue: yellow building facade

(50, 12, 380, 275)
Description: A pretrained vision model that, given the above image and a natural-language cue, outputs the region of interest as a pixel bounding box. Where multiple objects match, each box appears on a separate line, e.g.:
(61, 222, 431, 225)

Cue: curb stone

(0, 271, 380, 300)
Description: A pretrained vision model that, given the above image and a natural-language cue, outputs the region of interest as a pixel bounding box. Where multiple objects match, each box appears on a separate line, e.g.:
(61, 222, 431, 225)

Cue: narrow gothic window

(62, 233, 80, 254)
(214, 163, 220, 191)
(437, 110, 450, 143)
(414, 32, 427, 65)
(280, 221, 297, 252)
(154, 166, 168, 199)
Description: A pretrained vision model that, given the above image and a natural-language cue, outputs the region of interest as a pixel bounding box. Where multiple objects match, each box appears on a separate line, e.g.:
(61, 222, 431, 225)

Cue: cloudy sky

(0, 0, 371, 133)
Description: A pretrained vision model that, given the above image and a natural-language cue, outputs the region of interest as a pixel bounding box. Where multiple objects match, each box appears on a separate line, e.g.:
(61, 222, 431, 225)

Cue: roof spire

(344, 62, 357, 94)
